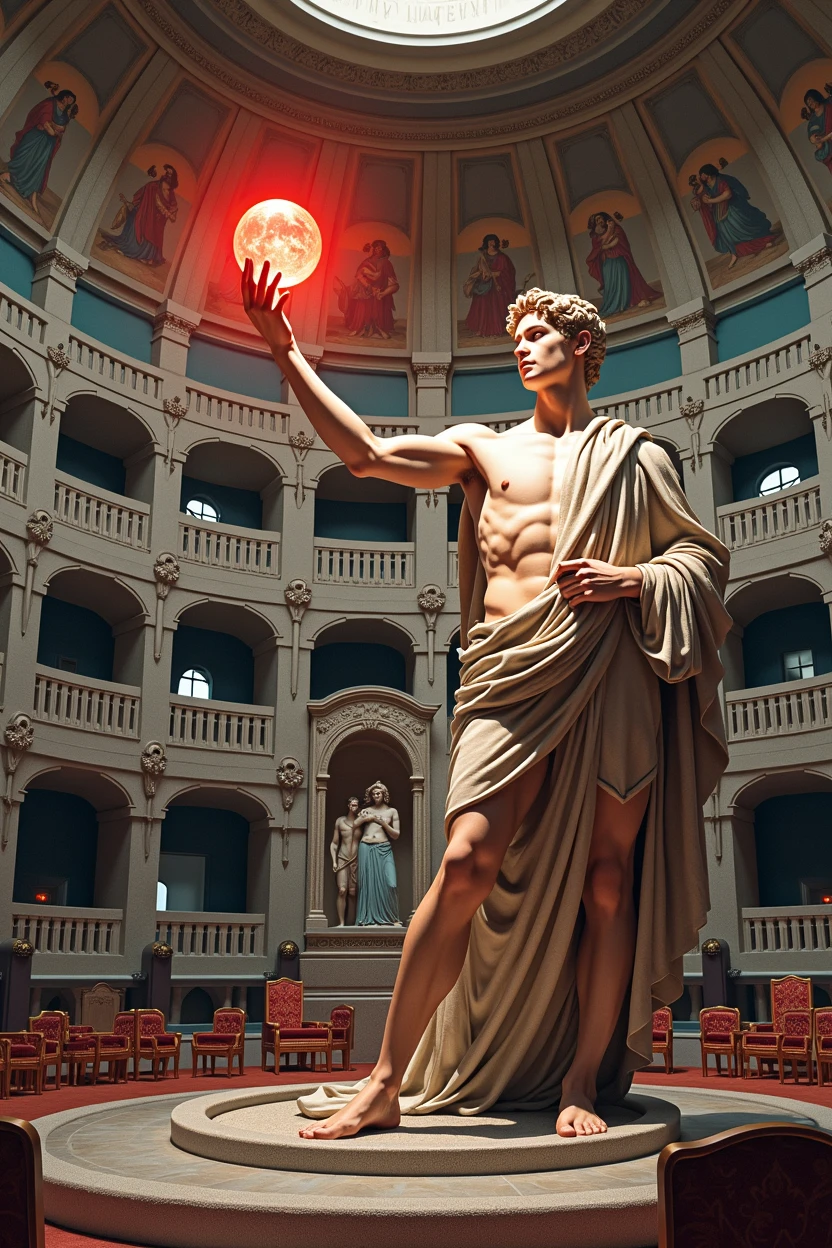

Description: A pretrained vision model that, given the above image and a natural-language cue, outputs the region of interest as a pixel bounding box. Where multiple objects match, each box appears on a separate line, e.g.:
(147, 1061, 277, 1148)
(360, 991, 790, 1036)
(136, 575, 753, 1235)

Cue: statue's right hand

(241, 258, 293, 355)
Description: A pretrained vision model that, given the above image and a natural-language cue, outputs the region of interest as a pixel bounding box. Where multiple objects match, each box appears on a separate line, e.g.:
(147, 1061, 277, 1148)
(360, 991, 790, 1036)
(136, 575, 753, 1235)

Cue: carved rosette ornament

(140, 740, 167, 860)
(43, 342, 71, 422)
(702, 938, 721, 958)
(417, 584, 446, 685)
(279, 939, 300, 959)
(679, 396, 705, 472)
(12, 938, 35, 958)
(2, 713, 34, 850)
(152, 942, 173, 958)
(285, 578, 312, 698)
(22, 509, 53, 635)
(162, 394, 188, 470)
(810, 344, 832, 438)
(276, 756, 305, 868)
(153, 553, 180, 661)
(820, 520, 832, 557)
(288, 430, 315, 508)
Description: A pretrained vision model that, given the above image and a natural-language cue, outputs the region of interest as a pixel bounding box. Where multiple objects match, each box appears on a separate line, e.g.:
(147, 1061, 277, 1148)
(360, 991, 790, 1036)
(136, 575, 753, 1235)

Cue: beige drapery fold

(299, 415, 731, 1119)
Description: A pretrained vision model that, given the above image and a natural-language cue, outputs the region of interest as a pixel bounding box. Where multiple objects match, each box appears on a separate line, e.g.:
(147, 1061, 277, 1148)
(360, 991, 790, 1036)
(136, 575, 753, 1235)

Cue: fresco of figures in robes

(0, 7, 148, 230)
(645, 69, 788, 291)
(91, 80, 229, 294)
(326, 155, 415, 350)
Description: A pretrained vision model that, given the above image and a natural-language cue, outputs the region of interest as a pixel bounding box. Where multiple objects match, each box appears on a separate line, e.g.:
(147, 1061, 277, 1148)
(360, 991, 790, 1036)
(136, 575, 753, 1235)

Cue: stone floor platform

(36, 1083, 831, 1248)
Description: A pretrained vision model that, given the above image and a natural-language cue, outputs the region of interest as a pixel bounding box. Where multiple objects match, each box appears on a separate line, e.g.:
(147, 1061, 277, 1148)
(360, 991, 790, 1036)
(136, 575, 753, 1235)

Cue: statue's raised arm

(242, 258, 471, 488)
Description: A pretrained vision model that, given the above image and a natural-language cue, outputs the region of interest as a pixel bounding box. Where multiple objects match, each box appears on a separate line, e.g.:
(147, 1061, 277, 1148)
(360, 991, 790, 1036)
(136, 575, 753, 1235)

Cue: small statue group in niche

(331, 781, 401, 927)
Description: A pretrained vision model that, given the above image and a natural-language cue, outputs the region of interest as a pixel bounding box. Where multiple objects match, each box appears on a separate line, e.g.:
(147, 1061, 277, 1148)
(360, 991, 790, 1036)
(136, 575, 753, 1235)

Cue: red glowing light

(823, 894, 832, 905)
(234, 199, 322, 287)
(34, 891, 49, 903)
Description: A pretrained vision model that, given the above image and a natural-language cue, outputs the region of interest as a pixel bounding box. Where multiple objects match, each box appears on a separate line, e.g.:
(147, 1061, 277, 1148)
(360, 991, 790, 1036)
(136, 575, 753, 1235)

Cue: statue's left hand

(554, 558, 643, 604)
(241, 258, 294, 356)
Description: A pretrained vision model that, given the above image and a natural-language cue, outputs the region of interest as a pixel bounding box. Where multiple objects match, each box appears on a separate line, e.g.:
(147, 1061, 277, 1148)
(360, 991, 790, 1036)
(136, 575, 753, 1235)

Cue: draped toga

(299, 414, 731, 1118)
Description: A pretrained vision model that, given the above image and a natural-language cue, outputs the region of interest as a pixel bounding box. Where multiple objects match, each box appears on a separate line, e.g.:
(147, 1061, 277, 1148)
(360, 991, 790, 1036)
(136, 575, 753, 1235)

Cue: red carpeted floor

(2, 1064, 826, 1248)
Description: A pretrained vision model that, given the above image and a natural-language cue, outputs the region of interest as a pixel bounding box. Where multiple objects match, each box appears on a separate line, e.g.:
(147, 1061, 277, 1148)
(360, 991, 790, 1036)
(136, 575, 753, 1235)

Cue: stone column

(410, 775, 428, 917)
(514, 138, 575, 292)
(306, 772, 330, 931)
(412, 358, 451, 423)
(170, 985, 185, 1024)
(667, 299, 717, 373)
(793, 236, 832, 323)
(754, 983, 769, 1023)
(688, 983, 703, 1020)
(30, 241, 87, 321)
(151, 303, 200, 373)
(418, 151, 453, 355)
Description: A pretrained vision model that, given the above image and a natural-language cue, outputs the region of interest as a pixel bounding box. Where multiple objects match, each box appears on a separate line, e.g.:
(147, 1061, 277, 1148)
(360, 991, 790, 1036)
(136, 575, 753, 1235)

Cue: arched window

(156, 880, 168, 910)
(185, 496, 219, 522)
(177, 667, 211, 698)
(758, 465, 800, 496)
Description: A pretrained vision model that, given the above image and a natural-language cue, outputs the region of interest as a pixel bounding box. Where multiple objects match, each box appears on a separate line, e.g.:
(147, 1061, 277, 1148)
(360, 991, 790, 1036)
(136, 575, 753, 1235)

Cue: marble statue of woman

(354, 782, 401, 926)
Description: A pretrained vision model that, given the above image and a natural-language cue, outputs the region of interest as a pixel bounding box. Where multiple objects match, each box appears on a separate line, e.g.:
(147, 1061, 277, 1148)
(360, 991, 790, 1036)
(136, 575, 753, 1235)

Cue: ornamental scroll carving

(810, 344, 832, 439)
(276, 756, 304, 868)
(140, 741, 167, 860)
(153, 553, 180, 661)
(795, 248, 832, 279)
(417, 584, 445, 684)
(316, 701, 426, 742)
(288, 430, 315, 508)
(680, 396, 705, 471)
(284, 578, 311, 698)
(820, 519, 832, 557)
(43, 343, 71, 423)
(162, 395, 188, 470)
(22, 509, 53, 635)
(2, 713, 33, 850)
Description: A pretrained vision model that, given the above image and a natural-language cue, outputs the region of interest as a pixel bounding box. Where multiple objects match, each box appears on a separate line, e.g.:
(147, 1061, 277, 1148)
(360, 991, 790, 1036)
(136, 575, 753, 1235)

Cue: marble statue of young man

(242, 260, 731, 1141)
(331, 796, 361, 926)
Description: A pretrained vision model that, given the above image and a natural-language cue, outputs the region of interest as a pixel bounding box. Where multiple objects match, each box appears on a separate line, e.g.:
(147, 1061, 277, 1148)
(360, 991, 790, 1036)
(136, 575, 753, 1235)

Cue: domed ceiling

(0, 0, 830, 368)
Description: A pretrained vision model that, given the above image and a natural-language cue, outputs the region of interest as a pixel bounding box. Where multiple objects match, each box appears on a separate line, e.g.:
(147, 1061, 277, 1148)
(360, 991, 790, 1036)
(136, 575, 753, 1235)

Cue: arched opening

(311, 618, 413, 699)
(13, 768, 132, 916)
(315, 464, 413, 541)
(324, 733, 412, 927)
(58, 396, 155, 504)
(180, 987, 216, 1024)
(171, 601, 276, 706)
(180, 441, 282, 532)
(724, 575, 831, 692)
(713, 397, 816, 507)
(37, 568, 147, 687)
(754, 792, 832, 908)
(0, 341, 36, 458)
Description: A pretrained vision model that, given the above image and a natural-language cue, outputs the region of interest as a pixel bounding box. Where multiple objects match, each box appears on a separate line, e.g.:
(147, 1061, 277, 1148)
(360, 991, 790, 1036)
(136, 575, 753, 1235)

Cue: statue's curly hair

(364, 780, 390, 804)
(505, 288, 607, 390)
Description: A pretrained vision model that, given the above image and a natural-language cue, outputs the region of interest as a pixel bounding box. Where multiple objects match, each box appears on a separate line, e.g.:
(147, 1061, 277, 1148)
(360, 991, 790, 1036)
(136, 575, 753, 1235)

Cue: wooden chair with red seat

(0, 1039, 11, 1100)
(813, 1006, 832, 1086)
(652, 1007, 674, 1074)
(63, 1030, 100, 1086)
(779, 1009, 813, 1084)
(699, 1006, 739, 1077)
(0, 1116, 46, 1248)
(134, 1008, 181, 1080)
(94, 1011, 134, 1085)
(191, 1007, 246, 1077)
(328, 1005, 355, 1072)
(657, 1121, 832, 1247)
(0, 1033, 45, 1095)
(740, 1026, 783, 1081)
(28, 1011, 65, 1091)
(261, 978, 332, 1075)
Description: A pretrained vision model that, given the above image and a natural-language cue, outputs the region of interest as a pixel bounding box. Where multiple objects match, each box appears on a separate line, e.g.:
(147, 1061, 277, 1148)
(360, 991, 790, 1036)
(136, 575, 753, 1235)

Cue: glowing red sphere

(234, 199, 322, 287)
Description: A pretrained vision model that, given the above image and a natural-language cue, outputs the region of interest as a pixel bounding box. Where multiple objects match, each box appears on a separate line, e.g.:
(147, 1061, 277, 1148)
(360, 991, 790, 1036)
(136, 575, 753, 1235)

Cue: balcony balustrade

(448, 541, 459, 587)
(1, 287, 46, 344)
(33, 666, 140, 737)
(168, 695, 274, 753)
(718, 478, 822, 551)
(593, 383, 684, 425)
(178, 517, 279, 575)
(156, 911, 265, 956)
(313, 539, 414, 586)
(184, 381, 290, 439)
(725, 674, 832, 743)
(0, 439, 26, 502)
(742, 905, 832, 954)
(54, 471, 150, 550)
(12, 905, 122, 954)
(68, 332, 163, 400)
(704, 330, 812, 403)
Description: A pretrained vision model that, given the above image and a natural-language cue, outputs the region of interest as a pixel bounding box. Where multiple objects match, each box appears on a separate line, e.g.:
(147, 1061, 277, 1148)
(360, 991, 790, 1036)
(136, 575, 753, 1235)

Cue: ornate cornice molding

(154, 311, 199, 339)
(670, 310, 714, 340)
(34, 249, 84, 281)
(412, 362, 451, 382)
(133, 0, 736, 144)
(794, 247, 832, 279)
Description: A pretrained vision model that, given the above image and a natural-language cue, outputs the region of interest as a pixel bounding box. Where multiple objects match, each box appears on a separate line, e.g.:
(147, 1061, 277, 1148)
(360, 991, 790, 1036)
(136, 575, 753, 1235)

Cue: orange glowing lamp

(34, 891, 49, 903)
(233, 199, 322, 287)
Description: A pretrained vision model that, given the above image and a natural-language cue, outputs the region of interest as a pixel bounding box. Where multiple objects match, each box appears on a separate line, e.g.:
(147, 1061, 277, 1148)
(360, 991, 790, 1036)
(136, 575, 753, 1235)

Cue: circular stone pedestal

(170, 1086, 679, 1176)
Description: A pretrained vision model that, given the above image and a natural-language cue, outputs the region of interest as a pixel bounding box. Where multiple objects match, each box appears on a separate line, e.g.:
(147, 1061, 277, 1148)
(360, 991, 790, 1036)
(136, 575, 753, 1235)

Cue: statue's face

(371, 786, 384, 803)
(348, 799, 359, 813)
(514, 312, 590, 393)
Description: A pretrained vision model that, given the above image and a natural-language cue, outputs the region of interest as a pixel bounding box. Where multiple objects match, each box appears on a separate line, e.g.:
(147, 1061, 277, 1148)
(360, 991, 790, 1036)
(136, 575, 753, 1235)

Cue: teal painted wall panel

(716, 281, 810, 363)
(318, 367, 408, 418)
(161, 806, 249, 913)
(71, 285, 153, 362)
(311, 642, 406, 699)
(742, 602, 832, 688)
(181, 475, 262, 529)
(13, 790, 98, 906)
(451, 367, 529, 417)
(57, 433, 126, 496)
(37, 597, 114, 681)
(731, 433, 817, 502)
(589, 332, 681, 400)
(314, 498, 407, 541)
(171, 624, 254, 703)
(0, 229, 35, 298)
(187, 337, 283, 402)
(755, 793, 832, 906)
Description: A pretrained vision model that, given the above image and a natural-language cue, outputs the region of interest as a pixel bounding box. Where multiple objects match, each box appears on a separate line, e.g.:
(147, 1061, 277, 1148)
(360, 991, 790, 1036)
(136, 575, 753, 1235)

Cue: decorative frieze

(154, 312, 199, 340)
(670, 310, 714, 342)
(34, 249, 84, 282)
(794, 248, 832, 279)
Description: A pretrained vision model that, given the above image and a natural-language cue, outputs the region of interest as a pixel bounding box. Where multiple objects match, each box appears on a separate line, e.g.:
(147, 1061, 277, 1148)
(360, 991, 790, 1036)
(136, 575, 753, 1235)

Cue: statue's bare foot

(298, 1078, 400, 1140)
(556, 1091, 607, 1138)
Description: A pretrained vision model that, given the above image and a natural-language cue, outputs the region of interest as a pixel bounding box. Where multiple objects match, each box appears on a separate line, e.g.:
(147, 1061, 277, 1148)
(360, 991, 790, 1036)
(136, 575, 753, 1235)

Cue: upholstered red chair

(328, 1005, 355, 1072)
(699, 1006, 740, 1076)
(751, 974, 812, 1032)
(28, 1012, 65, 1091)
(657, 1121, 832, 1247)
(740, 1027, 782, 1081)
(814, 1007, 832, 1087)
(64, 1031, 100, 1086)
(192, 1007, 246, 1077)
(261, 978, 332, 1074)
(779, 1009, 813, 1084)
(0, 1038, 11, 1100)
(652, 1008, 674, 1074)
(94, 1012, 134, 1084)
(0, 1032, 45, 1095)
(134, 1009, 181, 1080)
(0, 1115, 46, 1248)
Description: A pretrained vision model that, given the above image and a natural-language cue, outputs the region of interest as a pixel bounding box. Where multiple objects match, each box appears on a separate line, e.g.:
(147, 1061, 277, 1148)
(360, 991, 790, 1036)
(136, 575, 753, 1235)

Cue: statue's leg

(556, 782, 651, 1138)
(298, 754, 550, 1141)
(335, 864, 348, 926)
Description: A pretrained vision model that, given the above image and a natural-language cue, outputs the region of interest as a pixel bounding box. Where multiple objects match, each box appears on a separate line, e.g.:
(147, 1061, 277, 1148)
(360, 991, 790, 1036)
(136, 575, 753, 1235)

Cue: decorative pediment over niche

(309, 687, 439, 776)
